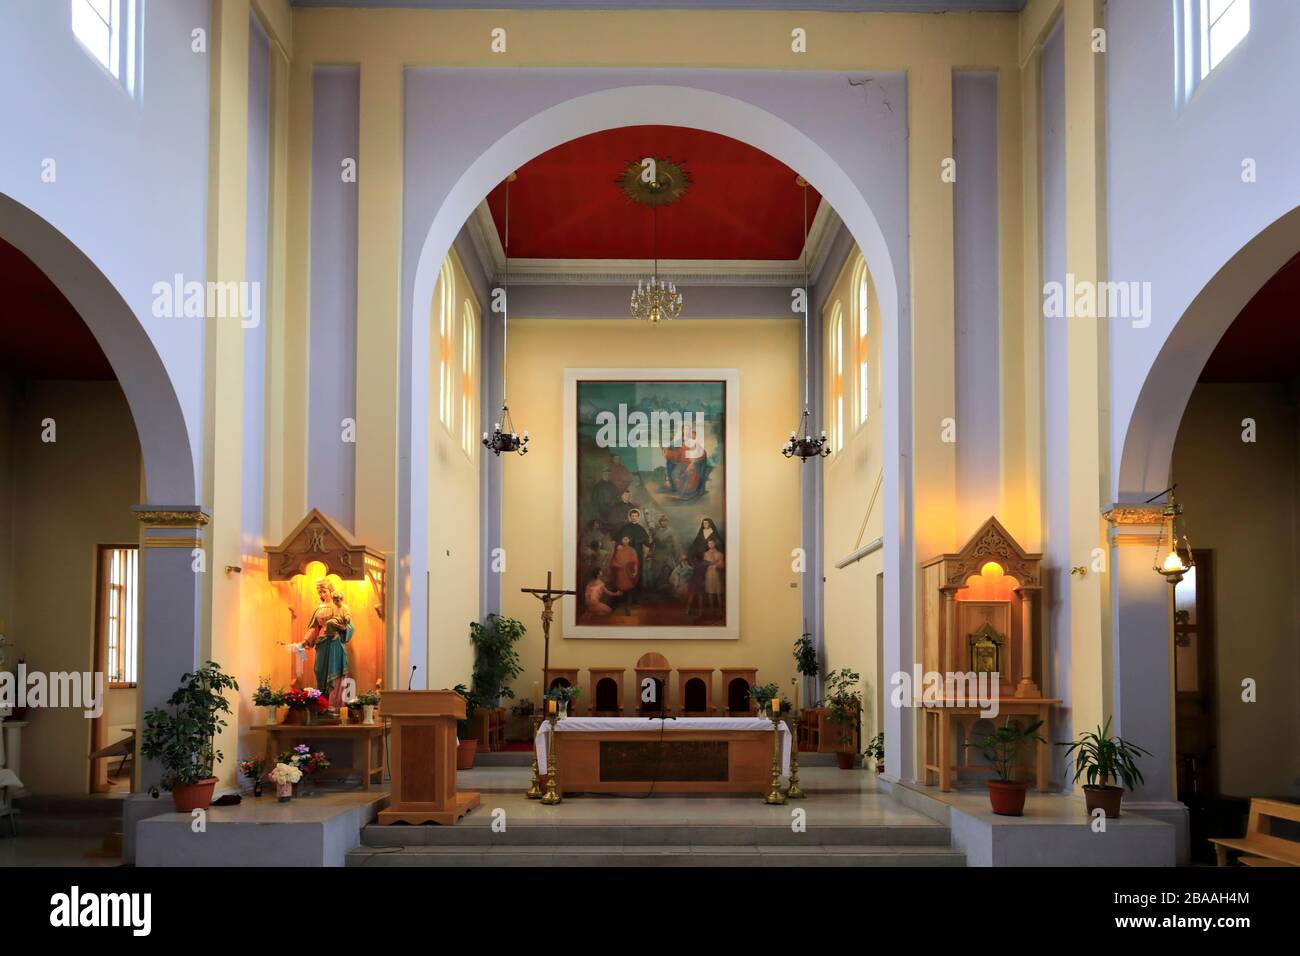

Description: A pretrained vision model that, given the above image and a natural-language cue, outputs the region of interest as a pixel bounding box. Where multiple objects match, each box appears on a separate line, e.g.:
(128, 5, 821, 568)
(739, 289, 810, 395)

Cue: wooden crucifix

(521, 571, 576, 694)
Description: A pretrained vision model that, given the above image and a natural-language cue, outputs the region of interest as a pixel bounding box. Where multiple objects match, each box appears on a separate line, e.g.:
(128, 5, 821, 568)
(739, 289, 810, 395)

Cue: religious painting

(562, 369, 740, 640)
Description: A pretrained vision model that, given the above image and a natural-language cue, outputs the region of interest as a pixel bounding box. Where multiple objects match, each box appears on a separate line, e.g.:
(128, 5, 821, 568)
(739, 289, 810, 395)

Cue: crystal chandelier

(483, 172, 529, 457)
(782, 175, 830, 462)
(625, 160, 686, 324)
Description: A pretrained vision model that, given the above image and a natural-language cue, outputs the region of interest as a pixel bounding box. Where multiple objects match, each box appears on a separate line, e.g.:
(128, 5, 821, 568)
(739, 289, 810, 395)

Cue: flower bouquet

(282, 687, 329, 725)
(239, 756, 267, 797)
(278, 744, 331, 790)
(268, 762, 302, 802)
(252, 678, 285, 725)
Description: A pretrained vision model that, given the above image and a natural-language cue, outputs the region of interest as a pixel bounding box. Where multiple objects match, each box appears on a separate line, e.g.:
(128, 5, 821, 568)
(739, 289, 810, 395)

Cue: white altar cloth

(534, 716, 791, 775)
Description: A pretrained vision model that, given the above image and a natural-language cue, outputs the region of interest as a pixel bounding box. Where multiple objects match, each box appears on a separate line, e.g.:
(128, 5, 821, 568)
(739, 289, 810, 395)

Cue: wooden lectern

(378, 690, 480, 825)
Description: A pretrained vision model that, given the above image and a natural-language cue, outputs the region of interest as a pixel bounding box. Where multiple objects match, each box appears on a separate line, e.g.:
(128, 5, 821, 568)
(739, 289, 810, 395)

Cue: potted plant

(469, 614, 526, 707)
(864, 732, 885, 774)
(967, 718, 1044, 816)
(544, 684, 582, 719)
(269, 762, 301, 802)
(793, 629, 818, 714)
(252, 678, 283, 725)
(354, 688, 381, 725)
(239, 756, 267, 797)
(1058, 717, 1150, 818)
(453, 683, 480, 769)
(140, 660, 239, 812)
(824, 668, 862, 769)
(748, 681, 780, 718)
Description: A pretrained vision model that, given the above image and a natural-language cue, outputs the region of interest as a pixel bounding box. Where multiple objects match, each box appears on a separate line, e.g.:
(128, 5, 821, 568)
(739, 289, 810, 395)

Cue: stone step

(11, 795, 126, 837)
(360, 822, 951, 848)
(346, 843, 966, 867)
(473, 750, 845, 768)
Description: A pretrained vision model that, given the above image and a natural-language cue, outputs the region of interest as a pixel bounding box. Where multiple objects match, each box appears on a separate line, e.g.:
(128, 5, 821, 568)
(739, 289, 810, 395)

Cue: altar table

(255, 723, 387, 791)
(534, 717, 790, 795)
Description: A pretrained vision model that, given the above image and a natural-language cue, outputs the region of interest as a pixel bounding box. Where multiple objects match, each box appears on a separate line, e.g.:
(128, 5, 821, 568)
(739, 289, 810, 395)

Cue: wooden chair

(634, 653, 672, 715)
(1210, 798, 1300, 867)
(588, 668, 625, 716)
(720, 667, 758, 717)
(677, 668, 714, 716)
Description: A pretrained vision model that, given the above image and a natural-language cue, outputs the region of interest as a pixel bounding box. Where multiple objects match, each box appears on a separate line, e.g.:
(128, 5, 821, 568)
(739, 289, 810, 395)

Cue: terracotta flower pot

(987, 779, 1029, 816)
(836, 751, 857, 770)
(171, 777, 218, 813)
(456, 739, 478, 770)
(1083, 784, 1124, 818)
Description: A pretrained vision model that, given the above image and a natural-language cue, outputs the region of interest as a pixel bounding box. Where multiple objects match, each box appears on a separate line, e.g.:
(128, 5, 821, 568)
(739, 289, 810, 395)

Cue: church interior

(1, 0, 1299, 885)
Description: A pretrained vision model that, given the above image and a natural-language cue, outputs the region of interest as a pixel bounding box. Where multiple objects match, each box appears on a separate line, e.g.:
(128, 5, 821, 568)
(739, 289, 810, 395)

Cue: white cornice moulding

(469, 198, 843, 287)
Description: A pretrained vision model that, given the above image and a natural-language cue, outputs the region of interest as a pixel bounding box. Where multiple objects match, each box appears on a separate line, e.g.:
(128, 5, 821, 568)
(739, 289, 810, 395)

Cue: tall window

(99, 546, 138, 687)
(1180, 0, 1250, 100)
(854, 259, 871, 427)
(71, 0, 139, 96)
(828, 304, 844, 451)
(436, 260, 455, 428)
(461, 299, 477, 459)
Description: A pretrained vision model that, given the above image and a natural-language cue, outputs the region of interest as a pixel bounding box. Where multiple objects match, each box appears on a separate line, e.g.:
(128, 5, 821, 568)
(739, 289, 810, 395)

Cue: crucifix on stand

(521, 571, 576, 802)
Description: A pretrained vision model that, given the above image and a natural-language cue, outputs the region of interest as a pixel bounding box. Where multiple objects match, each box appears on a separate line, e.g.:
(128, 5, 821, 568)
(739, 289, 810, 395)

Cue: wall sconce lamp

(1150, 486, 1193, 585)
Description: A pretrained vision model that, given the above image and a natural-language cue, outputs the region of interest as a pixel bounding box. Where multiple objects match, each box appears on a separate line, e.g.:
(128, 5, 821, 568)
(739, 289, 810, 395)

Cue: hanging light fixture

(622, 157, 687, 324)
(483, 172, 529, 457)
(1150, 486, 1193, 584)
(783, 175, 830, 462)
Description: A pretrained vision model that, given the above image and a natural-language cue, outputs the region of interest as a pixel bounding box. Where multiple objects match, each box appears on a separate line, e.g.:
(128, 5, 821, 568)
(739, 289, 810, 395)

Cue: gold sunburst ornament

(624, 157, 688, 324)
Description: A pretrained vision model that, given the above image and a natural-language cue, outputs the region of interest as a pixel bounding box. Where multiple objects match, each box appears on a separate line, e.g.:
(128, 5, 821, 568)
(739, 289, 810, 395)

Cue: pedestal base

(378, 791, 480, 826)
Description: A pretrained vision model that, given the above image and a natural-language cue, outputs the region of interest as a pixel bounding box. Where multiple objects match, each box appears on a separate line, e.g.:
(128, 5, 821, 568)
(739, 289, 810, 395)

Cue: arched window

(436, 259, 455, 428)
(461, 298, 477, 458)
(828, 303, 844, 451)
(854, 257, 871, 427)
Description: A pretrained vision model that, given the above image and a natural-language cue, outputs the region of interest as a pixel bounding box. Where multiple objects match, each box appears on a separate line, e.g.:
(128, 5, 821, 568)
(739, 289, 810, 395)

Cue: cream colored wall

(822, 252, 885, 731)
(5, 381, 142, 794)
(499, 319, 802, 702)
(1171, 382, 1300, 797)
(426, 248, 482, 689)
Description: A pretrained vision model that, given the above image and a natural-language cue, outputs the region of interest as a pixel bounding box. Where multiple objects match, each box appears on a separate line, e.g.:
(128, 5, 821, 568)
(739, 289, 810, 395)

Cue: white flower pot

(265, 705, 279, 726)
(363, 705, 376, 725)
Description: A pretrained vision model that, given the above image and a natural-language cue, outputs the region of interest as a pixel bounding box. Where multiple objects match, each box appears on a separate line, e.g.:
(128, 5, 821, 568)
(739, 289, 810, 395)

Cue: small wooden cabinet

(720, 667, 758, 717)
(588, 667, 625, 716)
(677, 668, 715, 716)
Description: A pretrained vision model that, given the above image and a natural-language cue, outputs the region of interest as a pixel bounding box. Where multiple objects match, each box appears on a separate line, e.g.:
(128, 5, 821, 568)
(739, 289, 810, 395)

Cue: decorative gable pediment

(264, 508, 383, 582)
(929, 516, 1042, 589)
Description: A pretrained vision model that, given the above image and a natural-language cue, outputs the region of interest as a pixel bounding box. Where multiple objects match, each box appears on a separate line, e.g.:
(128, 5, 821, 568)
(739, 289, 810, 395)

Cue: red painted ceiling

(484, 126, 822, 261)
(1199, 251, 1300, 383)
(0, 238, 114, 380)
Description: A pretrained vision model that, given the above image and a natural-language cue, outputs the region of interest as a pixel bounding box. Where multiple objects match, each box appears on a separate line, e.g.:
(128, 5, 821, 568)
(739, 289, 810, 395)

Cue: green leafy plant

(863, 732, 885, 765)
(469, 614, 526, 706)
(251, 677, 282, 708)
(747, 681, 780, 708)
(453, 682, 479, 739)
(967, 718, 1044, 783)
(793, 631, 818, 678)
(824, 668, 862, 747)
(353, 689, 381, 707)
(544, 684, 582, 704)
(1058, 717, 1150, 791)
(140, 661, 239, 791)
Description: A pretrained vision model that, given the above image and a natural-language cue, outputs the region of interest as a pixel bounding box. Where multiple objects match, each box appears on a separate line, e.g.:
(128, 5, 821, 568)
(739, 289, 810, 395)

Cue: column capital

(131, 506, 211, 529)
(1102, 504, 1164, 546)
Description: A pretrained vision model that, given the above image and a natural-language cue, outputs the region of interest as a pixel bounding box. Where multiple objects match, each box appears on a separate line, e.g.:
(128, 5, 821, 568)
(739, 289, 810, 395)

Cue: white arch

(405, 86, 907, 774)
(1118, 204, 1300, 498)
(0, 192, 196, 504)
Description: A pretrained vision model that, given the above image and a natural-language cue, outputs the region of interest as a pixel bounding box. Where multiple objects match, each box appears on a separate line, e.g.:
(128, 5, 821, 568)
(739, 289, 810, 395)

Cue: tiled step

(360, 821, 952, 848)
(346, 843, 966, 867)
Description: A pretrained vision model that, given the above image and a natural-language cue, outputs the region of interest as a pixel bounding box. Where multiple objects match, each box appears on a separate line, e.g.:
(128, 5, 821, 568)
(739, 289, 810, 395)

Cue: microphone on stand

(407, 665, 418, 690)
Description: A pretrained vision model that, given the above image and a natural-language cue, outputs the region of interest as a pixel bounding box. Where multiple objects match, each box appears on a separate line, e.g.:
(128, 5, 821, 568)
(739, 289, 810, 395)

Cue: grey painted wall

(0, 0, 211, 502)
(952, 70, 1000, 532)
(1107, 0, 1300, 496)
(307, 66, 360, 530)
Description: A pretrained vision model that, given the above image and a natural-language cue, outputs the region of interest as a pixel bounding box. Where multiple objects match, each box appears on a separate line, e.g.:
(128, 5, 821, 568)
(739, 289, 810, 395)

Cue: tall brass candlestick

(787, 712, 804, 800)
(526, 714, 543, 799)
(764, 710, 786, 805)
(541, 711, 562, 806)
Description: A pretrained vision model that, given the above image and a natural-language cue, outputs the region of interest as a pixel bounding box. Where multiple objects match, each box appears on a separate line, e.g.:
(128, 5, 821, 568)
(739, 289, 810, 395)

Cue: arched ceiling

(1199, 250, 1300, 383)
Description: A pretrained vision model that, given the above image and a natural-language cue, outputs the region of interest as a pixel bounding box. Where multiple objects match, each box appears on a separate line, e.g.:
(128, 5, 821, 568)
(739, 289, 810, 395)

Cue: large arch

(403, 82, 909, 772)
(0, 193, 196, 505)
(1118, 205, 1300, 500)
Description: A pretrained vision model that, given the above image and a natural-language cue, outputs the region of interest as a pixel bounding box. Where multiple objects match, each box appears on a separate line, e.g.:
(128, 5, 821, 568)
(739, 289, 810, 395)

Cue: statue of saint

(304, 579, 354, 708)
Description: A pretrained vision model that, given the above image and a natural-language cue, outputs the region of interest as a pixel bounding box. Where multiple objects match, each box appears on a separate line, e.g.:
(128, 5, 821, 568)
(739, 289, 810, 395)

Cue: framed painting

(562, 368, 740, 640)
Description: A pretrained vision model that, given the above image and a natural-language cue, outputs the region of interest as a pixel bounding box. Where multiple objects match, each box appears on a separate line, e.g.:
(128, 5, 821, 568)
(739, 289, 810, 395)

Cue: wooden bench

(1210, 798, 1300, 867)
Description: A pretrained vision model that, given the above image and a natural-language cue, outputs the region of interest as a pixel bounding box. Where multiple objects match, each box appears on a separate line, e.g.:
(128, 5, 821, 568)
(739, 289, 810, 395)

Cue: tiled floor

(0, 835, 122, 867)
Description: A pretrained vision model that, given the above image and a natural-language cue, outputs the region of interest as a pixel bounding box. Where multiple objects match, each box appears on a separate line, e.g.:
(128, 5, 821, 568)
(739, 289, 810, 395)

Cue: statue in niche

(305, 579, 354, 707)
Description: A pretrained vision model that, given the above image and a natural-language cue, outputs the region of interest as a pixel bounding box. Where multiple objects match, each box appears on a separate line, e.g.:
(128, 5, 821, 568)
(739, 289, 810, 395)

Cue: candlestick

(764, 709, 786, 805)
(787, 712, 804, 799)
(541, 712, 562, 805)
(526, 714, 543, 799)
